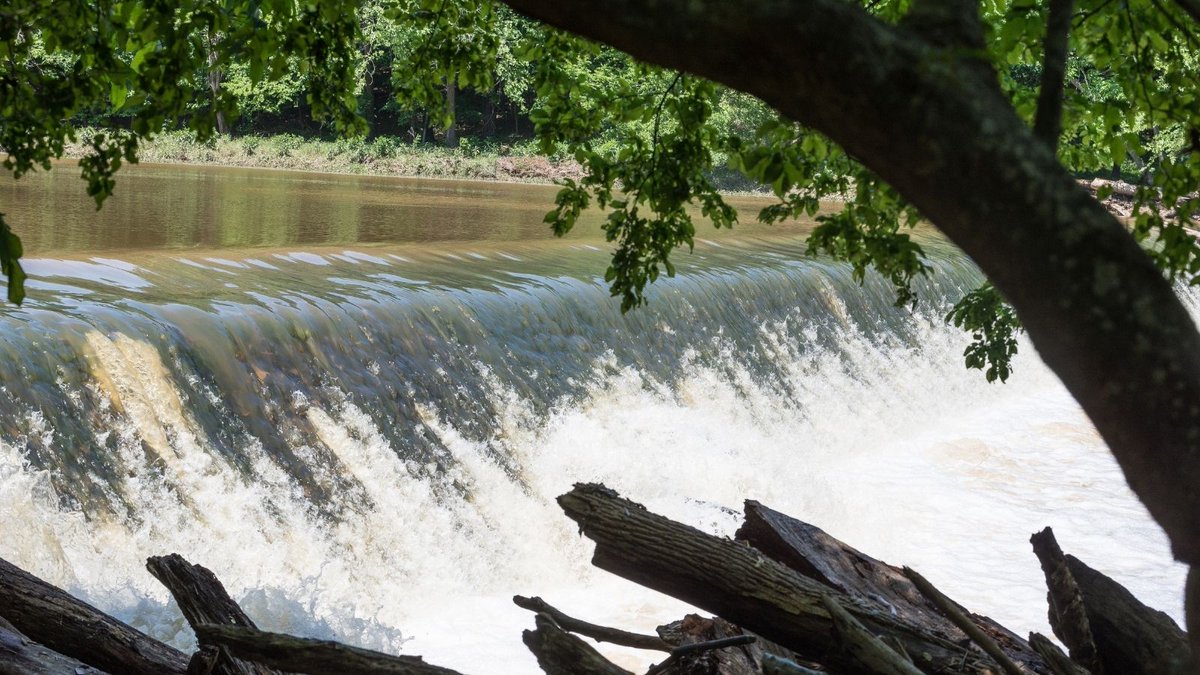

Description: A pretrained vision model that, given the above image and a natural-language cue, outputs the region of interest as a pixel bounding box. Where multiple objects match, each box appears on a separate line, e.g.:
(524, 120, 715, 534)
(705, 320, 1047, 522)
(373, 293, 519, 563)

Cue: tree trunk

(145, 554, 279, 675)
(0, 556, 188, 675)
(555, 483, 1021, 674)
(482, 92, 497, 137)
(444, 79, 459, 148)
(495, 0, 1200, 637)
(207, 33, 229, 136)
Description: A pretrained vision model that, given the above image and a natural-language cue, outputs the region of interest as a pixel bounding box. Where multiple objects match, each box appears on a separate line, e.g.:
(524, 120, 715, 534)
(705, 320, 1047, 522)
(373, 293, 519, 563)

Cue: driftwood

(195, 623, 464, 675)
(146, 554, 278, 675)
(522, 612, 634, 675)
(646, 615, 761, 675)
(513, 595, 671, 651)
(557, 483, 1003, 673)
(0, 614, 106, 675)
(1027, 633, 1090, 675)
(821, 595, 923, 675)
(738, 500, 1047, 672)
(1031, 527, 1194, 674)
(0, 556, 188, 675)
(902, 567, 1028, 675)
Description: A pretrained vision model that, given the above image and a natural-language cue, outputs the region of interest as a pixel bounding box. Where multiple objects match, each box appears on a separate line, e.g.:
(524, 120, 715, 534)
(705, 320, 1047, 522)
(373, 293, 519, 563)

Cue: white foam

(0, 300, 1187, 674)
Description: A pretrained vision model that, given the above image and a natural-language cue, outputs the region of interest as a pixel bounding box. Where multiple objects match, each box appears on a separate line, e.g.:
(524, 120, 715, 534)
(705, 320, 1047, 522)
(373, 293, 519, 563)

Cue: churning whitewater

(0, 168, 1187, 673)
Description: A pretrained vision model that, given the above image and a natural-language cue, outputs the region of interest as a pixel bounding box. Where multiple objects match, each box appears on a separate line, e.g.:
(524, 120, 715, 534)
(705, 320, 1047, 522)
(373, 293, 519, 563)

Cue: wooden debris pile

(1, 482, 1193, 674)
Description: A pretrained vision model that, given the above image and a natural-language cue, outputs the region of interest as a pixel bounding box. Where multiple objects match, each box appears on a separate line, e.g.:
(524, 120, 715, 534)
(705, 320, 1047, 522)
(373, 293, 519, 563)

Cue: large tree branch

(499, 0, 1200, 581)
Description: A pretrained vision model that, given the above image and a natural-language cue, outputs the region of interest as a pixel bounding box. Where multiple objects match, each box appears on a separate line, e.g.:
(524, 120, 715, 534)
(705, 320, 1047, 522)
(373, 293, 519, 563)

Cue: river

(0, 163, 1187, 672)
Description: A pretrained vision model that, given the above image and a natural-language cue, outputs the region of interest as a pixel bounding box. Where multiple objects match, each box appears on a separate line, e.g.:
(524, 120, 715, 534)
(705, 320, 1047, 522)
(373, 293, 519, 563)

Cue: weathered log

(146, 554, 278, 675)
(0, 556, 188, 675)
(0, 614, 106, 675)
(513, 595, 671, 651)
(1027, 633, 1090, 675)
(738, 500, 1047, 671)
(654, 615, 806, 675)
(1031, 527, 1194, 674)
(821, 595, 923, 675)
(902, 567, 1028, 675)
(557, 483, 999, 673)
(522, 612, 634, 675)
(646, 615, 762, 675)
(194, 623, 463, 675)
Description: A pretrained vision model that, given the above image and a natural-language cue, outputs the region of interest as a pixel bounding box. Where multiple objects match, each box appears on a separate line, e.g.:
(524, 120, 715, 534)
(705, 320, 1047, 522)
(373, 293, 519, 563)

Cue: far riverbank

(61, 129, 764, 192)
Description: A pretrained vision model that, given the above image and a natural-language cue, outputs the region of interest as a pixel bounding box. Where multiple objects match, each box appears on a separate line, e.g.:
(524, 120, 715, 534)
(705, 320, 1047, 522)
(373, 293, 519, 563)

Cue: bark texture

(556, 483, 1007, 673)
(145, 554, 278, 675)
(0, 615, 106, 675)
(1031, 527, 1194, 674)
(194, 624, 463, 675)
(738, 500, 1046, 670)
(0, 556, 188, 675)
(497, 0, 1200, 586)
(521, 612, 634, 675)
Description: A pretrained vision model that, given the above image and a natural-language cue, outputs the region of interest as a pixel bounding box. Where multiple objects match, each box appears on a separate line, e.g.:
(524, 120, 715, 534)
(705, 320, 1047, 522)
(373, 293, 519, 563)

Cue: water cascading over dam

(0, 165, 1186, 672)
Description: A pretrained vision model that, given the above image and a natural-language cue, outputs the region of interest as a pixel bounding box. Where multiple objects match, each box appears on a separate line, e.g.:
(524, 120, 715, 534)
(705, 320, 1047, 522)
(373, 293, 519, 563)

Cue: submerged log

(557, 483, 1002, 673)
(146, 554, 278, 675)
(0, 556, 189, 675)
(513, 595, 671, 651)
(0, 614, 106, 675)
(1031, 527, 1194, 674)
(738, 501, 1046, 671)
(522, 612, 634, 675)
(194, 623, 463, 675)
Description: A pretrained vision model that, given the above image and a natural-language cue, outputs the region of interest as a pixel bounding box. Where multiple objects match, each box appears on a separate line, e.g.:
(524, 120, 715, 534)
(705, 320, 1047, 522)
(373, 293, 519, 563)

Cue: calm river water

(0, 162, 1187, 672)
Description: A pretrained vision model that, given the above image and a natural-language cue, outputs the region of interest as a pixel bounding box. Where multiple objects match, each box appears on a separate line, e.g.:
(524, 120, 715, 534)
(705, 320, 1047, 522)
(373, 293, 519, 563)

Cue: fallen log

(902, 567, 1028, 675)
(194, 623, 464, 675)
(513, 595, 671, 651)
(738, 500, 1046, 671)
(821, 595, 923, 675)
(1031, 527, 1194, 674)
(0, 614, 106, 675)
(0, 556, 189, 675)
(145, 554, 277, 675)
(522, 612, 634, 675)
(556, 483, 1000, 673)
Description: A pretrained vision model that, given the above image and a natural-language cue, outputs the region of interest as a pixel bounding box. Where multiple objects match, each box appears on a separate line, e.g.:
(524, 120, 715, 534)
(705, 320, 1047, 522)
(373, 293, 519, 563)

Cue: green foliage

(945, 283, 1021, 383)
(5, 0, 1200, 388)
(1, 0, 367, 303)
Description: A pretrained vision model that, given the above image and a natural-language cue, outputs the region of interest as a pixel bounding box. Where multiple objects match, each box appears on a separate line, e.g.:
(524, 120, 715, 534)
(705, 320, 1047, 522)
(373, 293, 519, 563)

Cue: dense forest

(19, 0, 1189, 180)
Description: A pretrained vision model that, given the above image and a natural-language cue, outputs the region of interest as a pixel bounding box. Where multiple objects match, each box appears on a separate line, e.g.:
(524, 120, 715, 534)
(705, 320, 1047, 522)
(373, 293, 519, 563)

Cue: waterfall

(0, 166, 1186, 672)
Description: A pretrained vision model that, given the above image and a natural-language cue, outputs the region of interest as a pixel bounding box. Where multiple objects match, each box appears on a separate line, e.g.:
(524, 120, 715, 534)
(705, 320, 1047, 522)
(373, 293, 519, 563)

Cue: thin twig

(644, 634, 758, 675)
